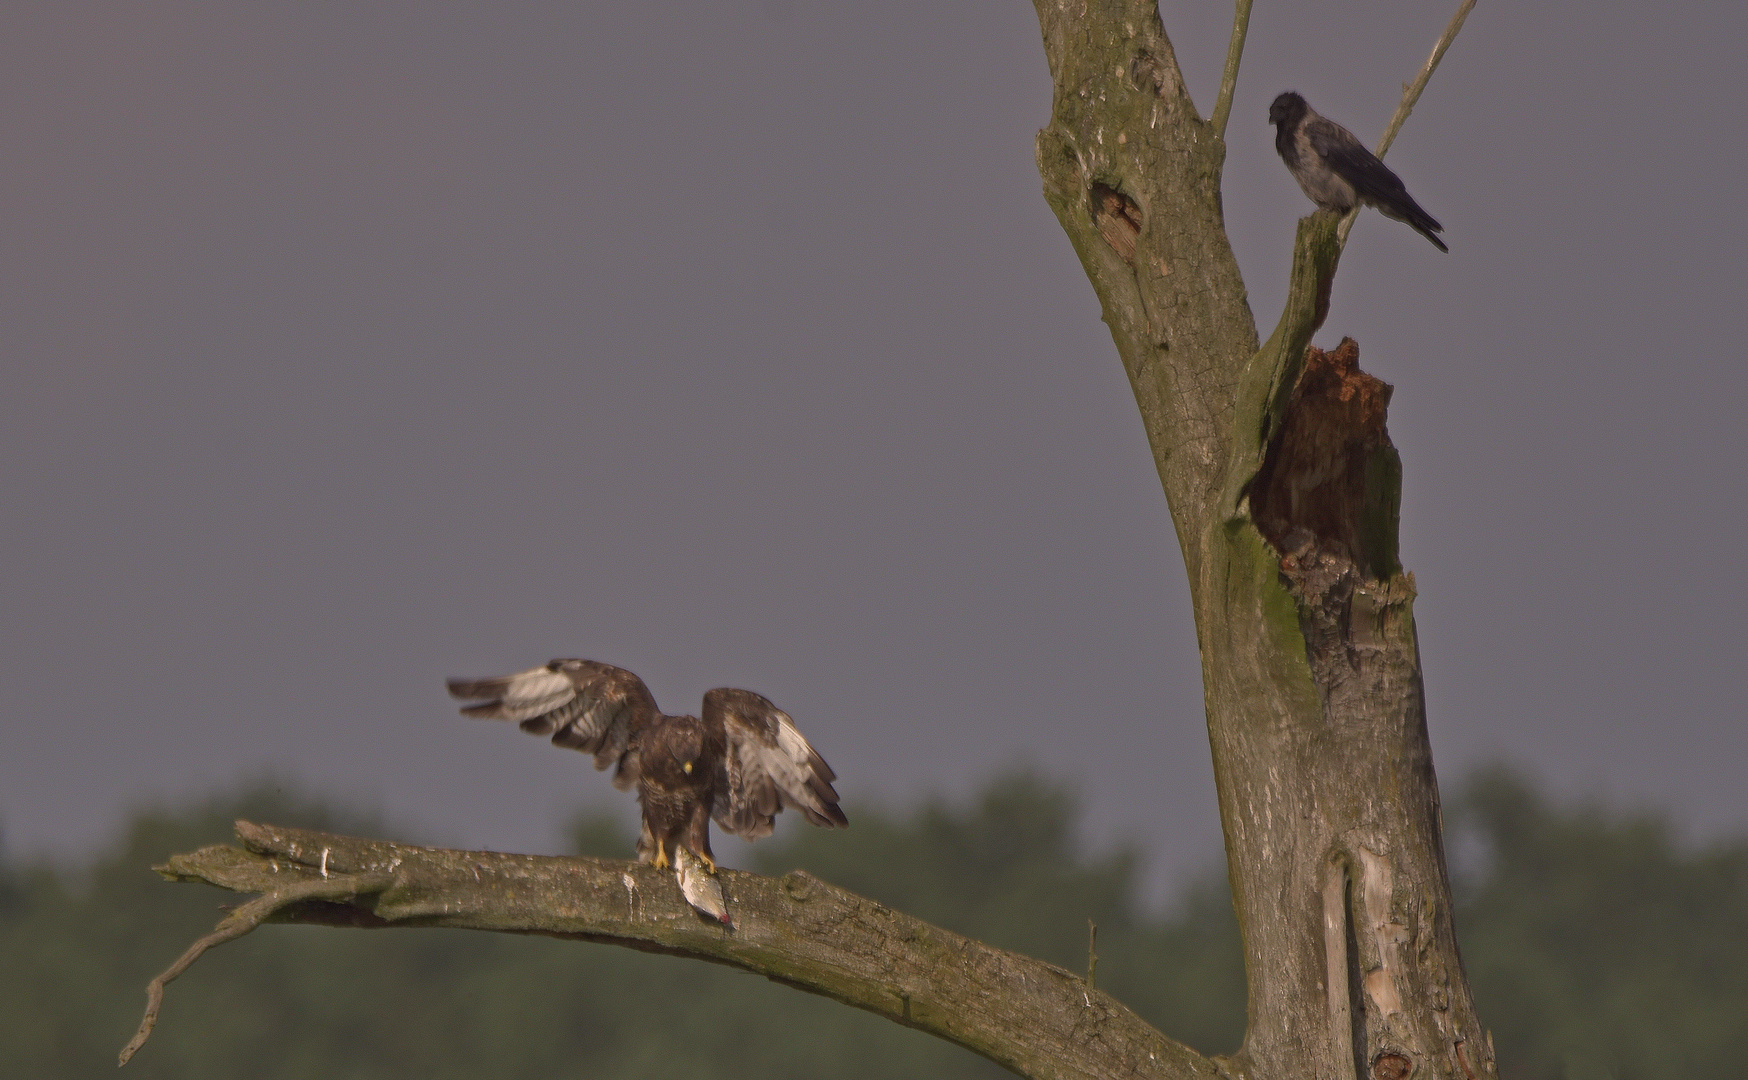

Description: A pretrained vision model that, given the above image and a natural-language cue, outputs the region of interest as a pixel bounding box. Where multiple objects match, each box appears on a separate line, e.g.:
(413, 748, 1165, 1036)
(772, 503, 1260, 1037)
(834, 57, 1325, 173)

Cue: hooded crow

(1268, 91, 1447, 252)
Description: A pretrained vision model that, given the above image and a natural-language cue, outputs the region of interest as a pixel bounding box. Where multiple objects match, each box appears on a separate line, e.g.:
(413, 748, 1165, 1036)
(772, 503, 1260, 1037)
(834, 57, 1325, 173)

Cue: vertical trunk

(1030, 4, 1495, 1078)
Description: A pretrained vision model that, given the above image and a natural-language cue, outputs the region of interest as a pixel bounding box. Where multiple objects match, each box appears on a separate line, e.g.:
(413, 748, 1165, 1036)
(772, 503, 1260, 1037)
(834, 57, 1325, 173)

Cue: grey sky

(3, 1, 1743, 895)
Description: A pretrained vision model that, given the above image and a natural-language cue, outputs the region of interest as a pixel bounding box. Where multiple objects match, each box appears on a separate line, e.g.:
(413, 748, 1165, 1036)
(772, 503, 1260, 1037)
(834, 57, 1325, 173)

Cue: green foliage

(1452, 767, 1748, 1080)
(1, 768, 1743, 1079)
(752, 773, 1247, 1059)
(0, 773, 1242, 1079)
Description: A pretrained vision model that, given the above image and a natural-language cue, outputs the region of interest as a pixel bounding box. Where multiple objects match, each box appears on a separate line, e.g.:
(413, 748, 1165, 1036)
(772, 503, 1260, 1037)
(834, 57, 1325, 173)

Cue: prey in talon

(446, 659, 847, 923)
(674, 847, 732, 926)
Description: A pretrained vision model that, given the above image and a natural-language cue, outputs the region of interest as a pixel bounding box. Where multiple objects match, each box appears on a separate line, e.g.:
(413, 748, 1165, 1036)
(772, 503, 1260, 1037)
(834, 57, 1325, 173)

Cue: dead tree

(124, 3, 1492, 1078)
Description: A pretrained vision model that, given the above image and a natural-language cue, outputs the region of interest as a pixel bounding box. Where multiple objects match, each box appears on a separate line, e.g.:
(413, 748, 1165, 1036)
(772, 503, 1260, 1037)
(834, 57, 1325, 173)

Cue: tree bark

(125, 5, 1491, 1079)
(1029, 4, 1492, 1080)
(124, 822, 1223, 1080)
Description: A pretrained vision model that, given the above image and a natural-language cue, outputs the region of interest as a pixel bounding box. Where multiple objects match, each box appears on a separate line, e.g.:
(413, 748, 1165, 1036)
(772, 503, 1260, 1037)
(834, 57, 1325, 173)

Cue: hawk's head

(654, 717, 707, 781)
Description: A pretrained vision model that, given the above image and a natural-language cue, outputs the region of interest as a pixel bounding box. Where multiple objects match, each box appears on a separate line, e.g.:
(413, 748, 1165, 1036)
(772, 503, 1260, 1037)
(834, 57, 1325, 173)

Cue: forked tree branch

(122, 822, 1226, 1080)
(118, 866, 395, 1065)
(1338, 0, 1479, 248)
(1238, 0, 1475, 475)
(1209, 0, 1254, 142)
(1029, 3, 1492, 1078)
(1236, 0, 1477, 450)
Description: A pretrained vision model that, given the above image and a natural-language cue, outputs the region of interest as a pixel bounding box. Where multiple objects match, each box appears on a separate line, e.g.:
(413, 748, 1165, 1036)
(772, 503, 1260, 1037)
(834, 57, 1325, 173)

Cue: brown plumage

(446, 659, 847, 884)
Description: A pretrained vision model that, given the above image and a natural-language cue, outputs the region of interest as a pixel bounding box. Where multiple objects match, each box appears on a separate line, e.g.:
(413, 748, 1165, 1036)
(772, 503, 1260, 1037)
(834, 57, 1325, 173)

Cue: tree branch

(122, 821, 1227, 1080)
(1229, 0, 1475, 504)
(1208, 0, 1254, 142)
(118, 862, 395, 1066)
(1337, 0, 1479, 248)
(1222, 210, 1342, 516)
(1030, 6, 1495, 1079)
(1030, 0, 1258, 537)
(1376, 0, 1479, 160)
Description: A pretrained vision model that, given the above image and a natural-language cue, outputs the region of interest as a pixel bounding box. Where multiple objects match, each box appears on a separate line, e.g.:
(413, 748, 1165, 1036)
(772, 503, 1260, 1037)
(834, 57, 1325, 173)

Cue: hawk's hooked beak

(682, 761, 693, 774)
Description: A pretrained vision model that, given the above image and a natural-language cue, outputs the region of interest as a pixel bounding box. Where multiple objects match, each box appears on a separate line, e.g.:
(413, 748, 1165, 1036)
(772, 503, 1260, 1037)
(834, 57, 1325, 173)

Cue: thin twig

(1209, 0, 1254, 141)
(1337, 0, 1478, 248)
(118, 872, 391, 1066)
(1085, 919, 1099, 990)
(1376, 0, 1478, 159)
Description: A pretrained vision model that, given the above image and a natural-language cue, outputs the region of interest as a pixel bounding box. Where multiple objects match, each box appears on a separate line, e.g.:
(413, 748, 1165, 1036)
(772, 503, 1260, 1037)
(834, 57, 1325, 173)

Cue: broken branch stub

(1250, 338, 1402, 583)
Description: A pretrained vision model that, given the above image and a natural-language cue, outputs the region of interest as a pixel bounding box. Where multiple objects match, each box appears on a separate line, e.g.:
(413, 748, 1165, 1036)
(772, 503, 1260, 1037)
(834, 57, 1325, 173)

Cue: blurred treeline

(2, 769, 1745, 1078)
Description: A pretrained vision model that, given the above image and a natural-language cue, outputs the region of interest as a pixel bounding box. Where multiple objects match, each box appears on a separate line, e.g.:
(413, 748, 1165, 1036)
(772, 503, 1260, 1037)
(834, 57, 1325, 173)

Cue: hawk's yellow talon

(700, 852, 717, 874)
(652, 840, 669, 870)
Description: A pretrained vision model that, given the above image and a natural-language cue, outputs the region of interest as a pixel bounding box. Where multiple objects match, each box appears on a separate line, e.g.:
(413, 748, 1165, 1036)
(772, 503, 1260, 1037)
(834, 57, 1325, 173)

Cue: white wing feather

(451, 666, 576, 723)
(446, 659, 659, 777)
(705, 689, 846, 839)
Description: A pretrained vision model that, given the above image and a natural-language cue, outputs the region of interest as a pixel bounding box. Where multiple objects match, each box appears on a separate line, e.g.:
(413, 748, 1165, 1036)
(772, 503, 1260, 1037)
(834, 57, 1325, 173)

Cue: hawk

(1268, 91, 1447, 252)
(446, 659, 847, 917)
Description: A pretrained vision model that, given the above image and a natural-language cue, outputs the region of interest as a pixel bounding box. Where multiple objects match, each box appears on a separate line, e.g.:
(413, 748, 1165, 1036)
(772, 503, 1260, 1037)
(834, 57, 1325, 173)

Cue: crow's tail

(1377, 193, 1448, 252)
(1411, 218, 1449, 253)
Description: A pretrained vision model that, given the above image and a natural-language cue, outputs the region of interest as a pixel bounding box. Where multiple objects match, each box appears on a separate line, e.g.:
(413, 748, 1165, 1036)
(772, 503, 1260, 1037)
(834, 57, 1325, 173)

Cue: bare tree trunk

(1030, 4, 1492, 1079)
(124, 4, 1491, 1079)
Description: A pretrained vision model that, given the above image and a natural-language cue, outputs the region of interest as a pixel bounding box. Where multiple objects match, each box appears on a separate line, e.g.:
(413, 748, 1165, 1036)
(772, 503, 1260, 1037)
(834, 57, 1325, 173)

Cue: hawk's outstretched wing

(446, 659, 659, 789)
(703, 687, 847, 839)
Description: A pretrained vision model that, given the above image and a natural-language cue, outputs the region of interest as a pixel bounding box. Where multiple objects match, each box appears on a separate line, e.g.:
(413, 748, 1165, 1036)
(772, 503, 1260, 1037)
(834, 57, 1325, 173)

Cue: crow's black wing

(1305, 116, 1446, 251)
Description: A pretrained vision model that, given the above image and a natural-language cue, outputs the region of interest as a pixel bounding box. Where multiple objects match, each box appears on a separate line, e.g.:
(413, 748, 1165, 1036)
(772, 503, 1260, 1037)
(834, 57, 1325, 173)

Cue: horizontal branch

(118, 862, 395, 1065)
(124, 821, 1226, 1080)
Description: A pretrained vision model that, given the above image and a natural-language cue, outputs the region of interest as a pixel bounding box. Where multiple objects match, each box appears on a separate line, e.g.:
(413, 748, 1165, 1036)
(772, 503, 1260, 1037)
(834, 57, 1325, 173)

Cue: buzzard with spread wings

(446, 659, 847, 887)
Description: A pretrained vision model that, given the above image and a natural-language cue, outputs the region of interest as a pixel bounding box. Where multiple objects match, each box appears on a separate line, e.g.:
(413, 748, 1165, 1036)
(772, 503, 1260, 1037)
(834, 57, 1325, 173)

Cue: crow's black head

(1268, 91, 1307, 128)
